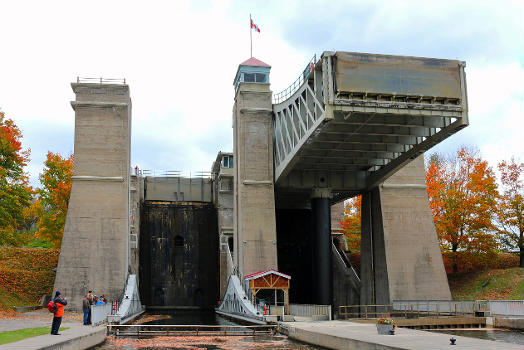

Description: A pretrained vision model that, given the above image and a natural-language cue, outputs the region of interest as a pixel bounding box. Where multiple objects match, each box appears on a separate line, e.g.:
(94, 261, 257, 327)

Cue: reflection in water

(429, 329, 524, 345)
(95, 335, 322, 350)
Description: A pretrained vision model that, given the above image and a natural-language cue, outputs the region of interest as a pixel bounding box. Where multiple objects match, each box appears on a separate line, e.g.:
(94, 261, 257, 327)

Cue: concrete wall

(53, 83, 131, 311)
(233, 82, 278, 277)
(361, 155, 451, 305)
(144, 176, 212, 202)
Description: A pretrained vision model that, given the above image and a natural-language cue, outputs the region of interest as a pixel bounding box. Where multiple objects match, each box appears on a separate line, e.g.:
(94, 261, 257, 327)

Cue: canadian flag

(250, 18, 260, 33)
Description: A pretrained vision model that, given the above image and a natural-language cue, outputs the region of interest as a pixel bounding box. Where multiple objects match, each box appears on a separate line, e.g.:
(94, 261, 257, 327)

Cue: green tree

(36, 152, 73, 248)
(497, 158, 524, 267)
(0, 111, 33, 246)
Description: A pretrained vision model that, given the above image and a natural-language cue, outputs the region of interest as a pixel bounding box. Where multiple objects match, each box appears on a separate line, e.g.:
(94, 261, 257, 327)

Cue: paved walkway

(282, 320, 523, 350)
(0, 309, 106, 350)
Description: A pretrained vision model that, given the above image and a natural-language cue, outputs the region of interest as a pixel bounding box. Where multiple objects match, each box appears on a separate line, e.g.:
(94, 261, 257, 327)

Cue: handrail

(273, 54, 316, 104)
(76, 77, 126, 84)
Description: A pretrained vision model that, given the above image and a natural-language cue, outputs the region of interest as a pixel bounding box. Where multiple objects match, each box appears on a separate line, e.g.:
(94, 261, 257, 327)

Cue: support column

(311, 188, 332, 306)
(360, 156, 451, 306)
(54, 82, 131, 310)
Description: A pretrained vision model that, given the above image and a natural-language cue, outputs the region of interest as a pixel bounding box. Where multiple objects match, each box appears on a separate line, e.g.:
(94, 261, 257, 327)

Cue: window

(243, 73, 267, 83)
(222, 155, 233, 168)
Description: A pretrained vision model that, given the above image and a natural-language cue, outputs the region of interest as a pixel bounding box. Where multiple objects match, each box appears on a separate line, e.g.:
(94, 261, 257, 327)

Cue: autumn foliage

(339, 195, 362, 254)
(496, 158, 524, 267)
(425, 147, 499, 272)
(36, 152, 74, 248)
(0, 111, 33, 246)
(0, 248, 59, 307)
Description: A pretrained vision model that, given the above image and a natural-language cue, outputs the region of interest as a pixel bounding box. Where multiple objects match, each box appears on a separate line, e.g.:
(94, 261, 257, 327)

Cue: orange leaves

(425, 147, 499, 273)
(0, 112, 33, 246)
(496, 158, 524, 267)
(36, 152, 73, 248)
(0, 248, 59, 304)
(340, 195, 362, 253)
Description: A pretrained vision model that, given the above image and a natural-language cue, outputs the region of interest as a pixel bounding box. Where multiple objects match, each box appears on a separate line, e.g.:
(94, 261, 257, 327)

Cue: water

(92, 311, 323, 350)
(429, 328, 524, 345)
(94, 334, 321, 350)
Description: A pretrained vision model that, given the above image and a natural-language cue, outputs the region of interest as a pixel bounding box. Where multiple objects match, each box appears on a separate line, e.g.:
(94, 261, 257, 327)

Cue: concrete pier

(279, 320, 522, 350)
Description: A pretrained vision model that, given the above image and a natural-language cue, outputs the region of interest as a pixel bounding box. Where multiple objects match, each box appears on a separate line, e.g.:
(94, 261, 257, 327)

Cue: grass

(448, 267, 524, 300)
(0, 326, 69, 345)
(0, 288, 36, 312)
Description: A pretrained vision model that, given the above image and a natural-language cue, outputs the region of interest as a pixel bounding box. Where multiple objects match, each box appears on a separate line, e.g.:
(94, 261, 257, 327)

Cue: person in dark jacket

(51, 291, 67, 335)
(82, 295, 90, 325)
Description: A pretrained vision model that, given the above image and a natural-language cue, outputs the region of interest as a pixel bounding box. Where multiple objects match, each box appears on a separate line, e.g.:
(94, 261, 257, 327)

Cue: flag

(250, 18, 260, 33)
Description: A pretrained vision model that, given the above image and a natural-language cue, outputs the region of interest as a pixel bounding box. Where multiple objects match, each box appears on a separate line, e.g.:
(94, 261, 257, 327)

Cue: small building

(233, 57, 271, 91)
(244, 269, 291, 315)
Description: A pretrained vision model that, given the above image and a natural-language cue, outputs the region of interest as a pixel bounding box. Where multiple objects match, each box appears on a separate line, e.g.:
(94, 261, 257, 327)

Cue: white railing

(90, 303, 112, 326)
(393, 300, 489, 314)
(488, 300, 524, 316)
(289, 304, 332, 320)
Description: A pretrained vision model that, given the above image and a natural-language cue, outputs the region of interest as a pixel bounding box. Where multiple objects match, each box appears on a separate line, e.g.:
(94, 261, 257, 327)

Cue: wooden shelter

(244, 270, 291, 315)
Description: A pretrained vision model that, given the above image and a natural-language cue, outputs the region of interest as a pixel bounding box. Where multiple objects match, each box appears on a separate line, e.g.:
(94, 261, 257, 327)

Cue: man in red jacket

(51, 291, 68, 335)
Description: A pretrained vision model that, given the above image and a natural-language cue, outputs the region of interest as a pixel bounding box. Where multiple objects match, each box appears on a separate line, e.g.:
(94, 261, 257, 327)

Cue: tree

(497, 158, 524, 267)
(340, 195, 362, 253)
(36, 152, 73, 248)
(425, 147, 499, 273)
(0, 111, 33, 246)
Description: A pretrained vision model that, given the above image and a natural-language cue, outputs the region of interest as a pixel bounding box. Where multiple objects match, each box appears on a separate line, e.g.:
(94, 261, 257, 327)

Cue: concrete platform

(0, 322, 106, 350)
(279, 320, 522, 350)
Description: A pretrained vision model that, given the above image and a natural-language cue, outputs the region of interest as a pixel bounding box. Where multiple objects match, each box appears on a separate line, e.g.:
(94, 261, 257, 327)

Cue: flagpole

(250, 14, 252, 57)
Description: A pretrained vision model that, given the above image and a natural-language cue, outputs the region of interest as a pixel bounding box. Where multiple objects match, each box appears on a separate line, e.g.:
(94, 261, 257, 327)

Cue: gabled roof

(244, 269, 291, 281)
(239, 57, 271, 68)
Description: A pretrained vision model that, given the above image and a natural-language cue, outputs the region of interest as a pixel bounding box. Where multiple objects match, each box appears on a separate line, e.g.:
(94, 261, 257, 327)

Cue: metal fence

(272, 55, 316, 104)
(340, 301, 491, 320)
(289, 304, 332, 320)
(393, 300, 489, 315)
(91, 303, 112, 326)
(76, 77, 126, 84)
(488, 300, 524, 316)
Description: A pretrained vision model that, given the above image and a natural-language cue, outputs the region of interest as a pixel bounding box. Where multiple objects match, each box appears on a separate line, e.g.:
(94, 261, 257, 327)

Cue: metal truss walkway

(272, 51, 468, 201)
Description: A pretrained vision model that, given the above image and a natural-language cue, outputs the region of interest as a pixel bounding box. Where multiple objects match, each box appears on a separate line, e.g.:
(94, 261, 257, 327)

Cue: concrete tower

(53, 81, 131, 310)
(233, 58, 278, 277)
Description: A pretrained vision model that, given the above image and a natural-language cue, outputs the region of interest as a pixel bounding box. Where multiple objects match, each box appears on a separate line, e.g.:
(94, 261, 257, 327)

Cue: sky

(0, 0, 523, 187)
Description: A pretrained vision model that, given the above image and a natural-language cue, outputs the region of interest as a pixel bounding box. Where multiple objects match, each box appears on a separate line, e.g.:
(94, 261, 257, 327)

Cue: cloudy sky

(1, 0, 522, 187)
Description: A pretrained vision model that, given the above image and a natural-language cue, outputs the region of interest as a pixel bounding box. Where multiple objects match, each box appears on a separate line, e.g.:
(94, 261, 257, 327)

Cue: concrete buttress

(360, 156, 451, 305)
(53, 83, 131, 310)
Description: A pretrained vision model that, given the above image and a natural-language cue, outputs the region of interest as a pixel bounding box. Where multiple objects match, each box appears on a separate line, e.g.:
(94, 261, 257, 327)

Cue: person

(82, 295, 90, 325)
(51, 291, 67, 335)
(87, 290, 94, 324)
(95, 296, 104, 305)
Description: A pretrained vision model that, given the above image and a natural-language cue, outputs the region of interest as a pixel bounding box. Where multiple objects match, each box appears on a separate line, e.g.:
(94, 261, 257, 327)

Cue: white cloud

(0, 0, 522, 187)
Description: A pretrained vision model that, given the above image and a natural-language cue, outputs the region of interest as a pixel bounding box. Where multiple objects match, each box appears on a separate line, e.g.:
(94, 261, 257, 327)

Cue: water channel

(92, 311, 324, 350)
(92, 311, 524, 349)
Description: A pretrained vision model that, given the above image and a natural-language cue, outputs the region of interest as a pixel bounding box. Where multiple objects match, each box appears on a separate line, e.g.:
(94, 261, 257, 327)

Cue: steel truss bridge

(272, 51, 468, 203)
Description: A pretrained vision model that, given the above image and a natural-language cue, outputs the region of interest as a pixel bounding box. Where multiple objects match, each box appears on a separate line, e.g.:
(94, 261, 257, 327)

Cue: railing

(488, 300, 524, 316)
(273, 55, 316, 104)
(107, 324, 276, 337)
(393, 300, 488, 315)
(289, 304, 332, 320)
(90, 303, 112, 326)
(138, 170, 211, 178)
(76, 77, 126, 84)
(339, 301, 491, 319)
